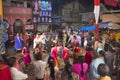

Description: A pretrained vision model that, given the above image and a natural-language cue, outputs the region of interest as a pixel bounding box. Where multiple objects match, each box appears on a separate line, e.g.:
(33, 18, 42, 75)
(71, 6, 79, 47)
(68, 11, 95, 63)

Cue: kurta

(51, 47, 58, 67)
(14, 36, 23, 49)
(22, 48, 31, 64)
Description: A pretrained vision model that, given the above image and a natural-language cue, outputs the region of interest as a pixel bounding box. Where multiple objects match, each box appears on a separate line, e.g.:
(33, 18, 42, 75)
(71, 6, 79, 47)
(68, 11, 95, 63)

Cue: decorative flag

(94, 0, 100, 24)
(94, 0, 100, 41)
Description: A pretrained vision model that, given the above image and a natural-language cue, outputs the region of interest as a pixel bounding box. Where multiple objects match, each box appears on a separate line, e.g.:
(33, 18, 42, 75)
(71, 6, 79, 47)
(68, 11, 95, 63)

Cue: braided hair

(78, 56, 85, 77)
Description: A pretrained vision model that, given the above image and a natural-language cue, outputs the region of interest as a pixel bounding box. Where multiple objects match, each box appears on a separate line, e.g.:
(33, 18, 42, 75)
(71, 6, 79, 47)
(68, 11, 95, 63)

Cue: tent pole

(95, 24, 99, 41)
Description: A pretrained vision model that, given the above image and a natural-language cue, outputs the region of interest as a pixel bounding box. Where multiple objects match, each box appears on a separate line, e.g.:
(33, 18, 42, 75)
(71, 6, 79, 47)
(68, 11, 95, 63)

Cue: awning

(79, 25, 102, 31)
(100, 22, 120, 29)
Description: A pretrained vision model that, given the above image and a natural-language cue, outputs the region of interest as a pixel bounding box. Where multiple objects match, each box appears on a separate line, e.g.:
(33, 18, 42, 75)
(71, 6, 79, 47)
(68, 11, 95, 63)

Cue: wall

(102, 14, 120, 23)
(61, 1, 82, 23)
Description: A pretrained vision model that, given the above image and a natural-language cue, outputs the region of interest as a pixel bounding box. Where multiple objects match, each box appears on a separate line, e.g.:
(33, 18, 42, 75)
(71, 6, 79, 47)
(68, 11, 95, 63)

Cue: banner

(104, 0, 120, 7)
(32, 0, 52, 23)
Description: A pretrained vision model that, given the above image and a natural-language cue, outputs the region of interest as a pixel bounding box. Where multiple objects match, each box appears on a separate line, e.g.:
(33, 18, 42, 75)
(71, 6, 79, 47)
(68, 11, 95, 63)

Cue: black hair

(76, 42, 80, 47)
(34, 54, 42, 61)
(7, 57, 17, 67)
(86, 43, 92, 51)
(35, 43, 40, 48)
(65, 61, 72, 80)
(48, 56, 55, 79)
(104, 43, 110, 51)
(1, 53, 9, 63)
(74, 36, 77, 39)
(78, 56, 85, 77)
(97, 63, 109, 77)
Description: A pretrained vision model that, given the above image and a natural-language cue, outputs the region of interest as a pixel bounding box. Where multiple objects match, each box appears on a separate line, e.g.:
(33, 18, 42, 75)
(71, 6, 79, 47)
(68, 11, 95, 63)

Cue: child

(22, 47, 31, 67)
(97, 63, 111, 80)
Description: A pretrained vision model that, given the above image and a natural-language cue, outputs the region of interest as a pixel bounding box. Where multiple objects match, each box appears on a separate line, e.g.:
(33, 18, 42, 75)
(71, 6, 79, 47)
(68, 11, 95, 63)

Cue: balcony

(3, 6, 32, 25)
(3, 6, 32, 15)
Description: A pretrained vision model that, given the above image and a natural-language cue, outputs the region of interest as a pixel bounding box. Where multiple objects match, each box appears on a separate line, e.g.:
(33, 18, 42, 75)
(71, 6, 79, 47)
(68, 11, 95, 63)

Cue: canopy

(79, 25, 102, 31)
(100, 22, 120, 29)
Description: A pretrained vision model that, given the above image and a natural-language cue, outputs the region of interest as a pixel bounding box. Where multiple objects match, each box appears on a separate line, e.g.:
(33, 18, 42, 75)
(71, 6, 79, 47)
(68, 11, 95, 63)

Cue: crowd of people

(0, 28, 120, 80)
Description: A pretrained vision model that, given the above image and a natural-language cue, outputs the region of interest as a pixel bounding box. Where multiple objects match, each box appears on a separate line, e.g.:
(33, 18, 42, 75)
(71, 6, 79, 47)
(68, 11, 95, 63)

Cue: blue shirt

(90, 57, 105, 80)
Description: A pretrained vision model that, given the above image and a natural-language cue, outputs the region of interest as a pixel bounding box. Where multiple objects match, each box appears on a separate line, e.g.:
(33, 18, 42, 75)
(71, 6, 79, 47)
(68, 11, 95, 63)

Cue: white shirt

(10, 67, 28, 80)
(34, 60, 47, 79)
(39, 35, 47, 44)
(33, 38, 40, 49)
(68, 35, 74, 43)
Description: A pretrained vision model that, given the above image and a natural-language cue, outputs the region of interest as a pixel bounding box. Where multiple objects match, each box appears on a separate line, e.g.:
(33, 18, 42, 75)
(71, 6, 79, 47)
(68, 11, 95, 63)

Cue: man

(33, 33, 40, 49)
(34, 54, 47, 80)
(7, 57, 28, 80)
(39, 32, 48, 49)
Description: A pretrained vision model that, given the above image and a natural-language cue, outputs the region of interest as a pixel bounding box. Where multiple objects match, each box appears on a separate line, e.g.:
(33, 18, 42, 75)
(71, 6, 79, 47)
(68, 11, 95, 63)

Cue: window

(27, 2, 31, 8)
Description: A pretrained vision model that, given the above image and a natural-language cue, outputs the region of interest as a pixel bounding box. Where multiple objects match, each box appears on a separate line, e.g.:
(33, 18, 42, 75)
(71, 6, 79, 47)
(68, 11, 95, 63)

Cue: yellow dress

(98, 76, 111, 80)
(116, 32, 120, 42)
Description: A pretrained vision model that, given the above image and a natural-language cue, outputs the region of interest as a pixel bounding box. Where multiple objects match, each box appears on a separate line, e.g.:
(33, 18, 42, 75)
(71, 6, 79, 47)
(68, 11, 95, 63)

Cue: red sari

(85, 51, 92, 67)
(0, 62, 12, 80)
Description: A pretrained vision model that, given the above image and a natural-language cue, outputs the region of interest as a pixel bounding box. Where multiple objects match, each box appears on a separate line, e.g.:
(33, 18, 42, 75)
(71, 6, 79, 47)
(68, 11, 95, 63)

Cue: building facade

(3, 0, 33, 35)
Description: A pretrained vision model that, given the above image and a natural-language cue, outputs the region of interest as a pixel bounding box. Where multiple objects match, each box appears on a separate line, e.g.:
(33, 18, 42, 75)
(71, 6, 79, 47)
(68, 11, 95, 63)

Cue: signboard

(32, 0, 52, 23)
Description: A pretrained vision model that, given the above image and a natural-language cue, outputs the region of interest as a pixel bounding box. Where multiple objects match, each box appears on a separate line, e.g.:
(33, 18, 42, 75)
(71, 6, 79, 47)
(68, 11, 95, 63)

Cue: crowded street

(0, 0, 120, 80)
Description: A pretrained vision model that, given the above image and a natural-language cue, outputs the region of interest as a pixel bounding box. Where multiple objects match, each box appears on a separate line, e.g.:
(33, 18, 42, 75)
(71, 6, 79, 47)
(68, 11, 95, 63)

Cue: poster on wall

(32, 0, 52, 23)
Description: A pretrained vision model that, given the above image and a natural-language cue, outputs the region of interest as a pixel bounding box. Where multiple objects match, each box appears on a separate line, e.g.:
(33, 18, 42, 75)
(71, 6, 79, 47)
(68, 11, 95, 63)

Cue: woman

(73, 43, 81, 64)
(89, 51, 106, 80)
(51, 42, 59, 68)
(85, 43, 93, 67)
(22, 46, 31, 67)
(0, 54, 12, 80)
(14, 33, 23, 53)
(72, 56, 88, 80)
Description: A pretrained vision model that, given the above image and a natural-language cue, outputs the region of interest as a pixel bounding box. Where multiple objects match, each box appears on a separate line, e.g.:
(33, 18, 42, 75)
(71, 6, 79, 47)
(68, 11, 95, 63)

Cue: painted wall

(3, 6, 32, 25)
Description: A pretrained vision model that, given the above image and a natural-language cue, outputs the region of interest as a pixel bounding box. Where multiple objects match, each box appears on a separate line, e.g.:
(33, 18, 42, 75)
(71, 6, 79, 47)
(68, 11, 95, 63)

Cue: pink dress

(62, 47, 69, 61)
(72, 63, 88, 80)
(51, 47, 58, 67)
(22, 48, 31, 64)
